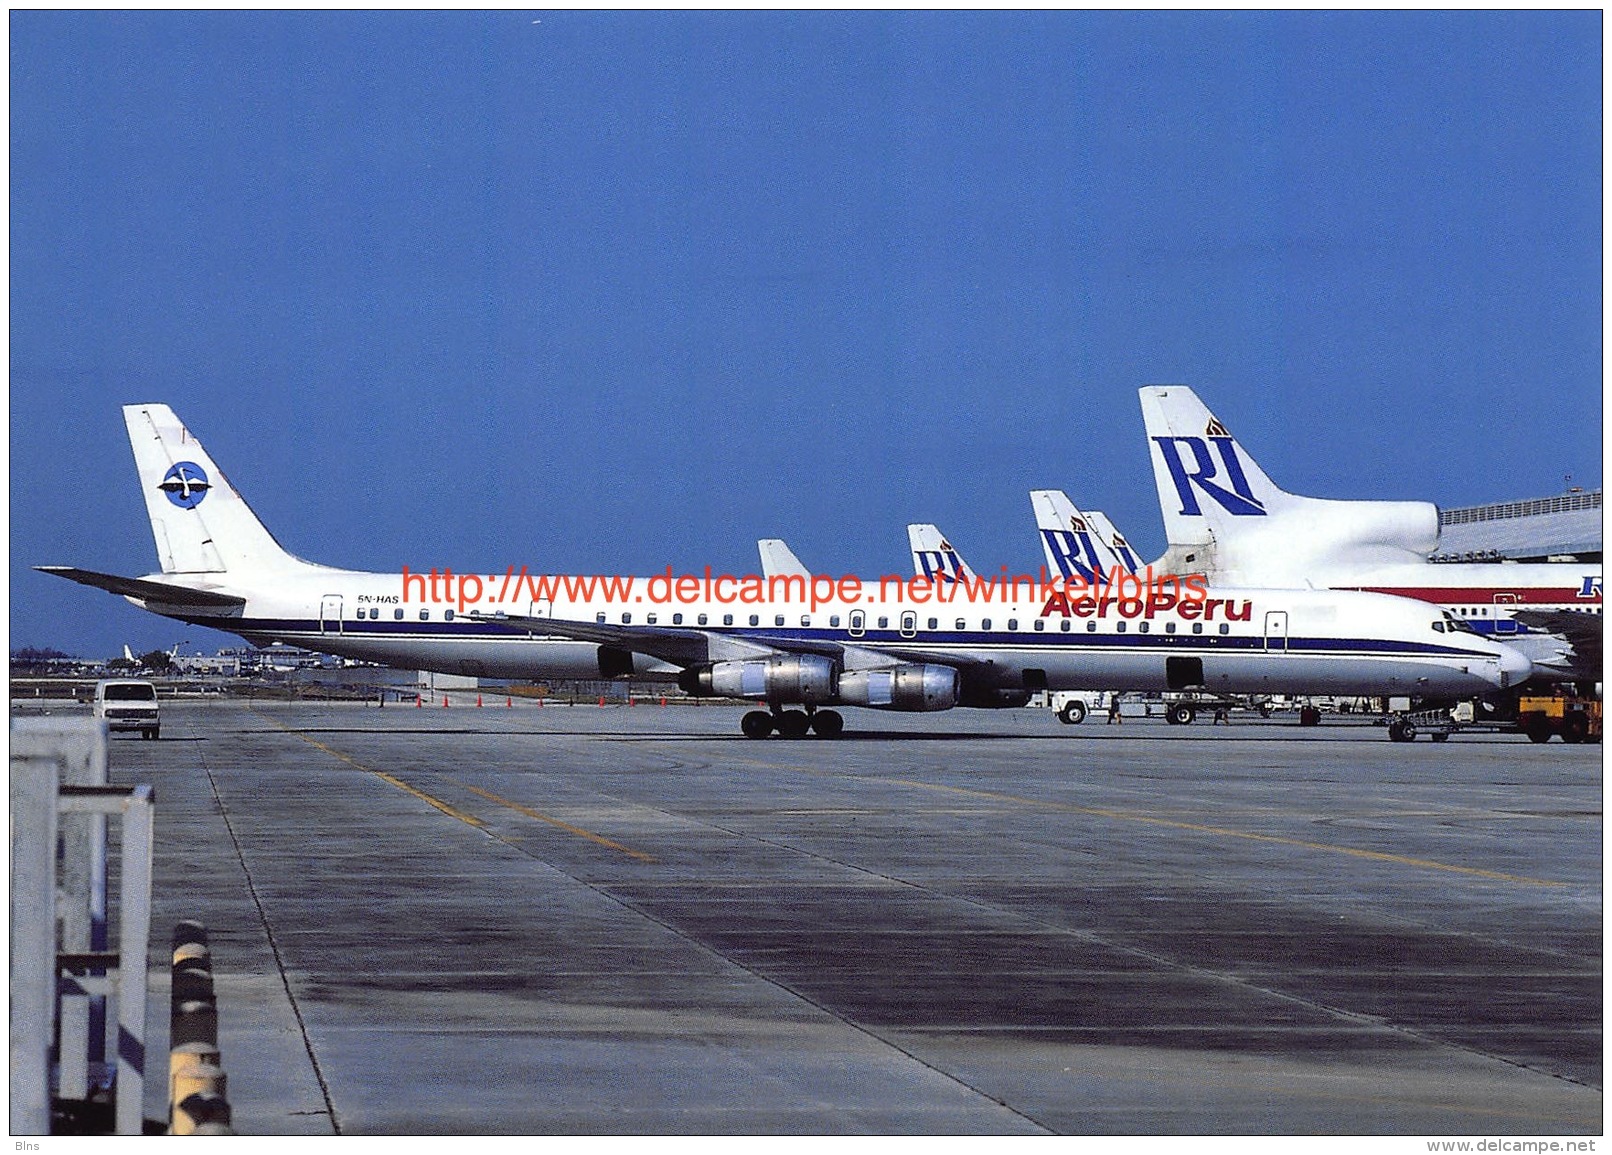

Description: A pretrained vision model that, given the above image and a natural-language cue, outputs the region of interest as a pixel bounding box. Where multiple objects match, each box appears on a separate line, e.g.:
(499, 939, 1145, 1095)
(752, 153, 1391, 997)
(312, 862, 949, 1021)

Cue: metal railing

(10, 719, 154, 1135)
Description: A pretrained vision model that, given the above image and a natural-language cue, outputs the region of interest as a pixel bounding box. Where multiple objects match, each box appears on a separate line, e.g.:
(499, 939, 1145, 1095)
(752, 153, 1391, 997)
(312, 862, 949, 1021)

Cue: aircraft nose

(1497, 644, 1533, 689)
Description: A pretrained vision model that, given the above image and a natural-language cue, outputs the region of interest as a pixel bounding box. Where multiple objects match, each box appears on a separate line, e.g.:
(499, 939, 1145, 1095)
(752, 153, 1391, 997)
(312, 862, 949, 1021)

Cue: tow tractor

(1383, 694, 1602, 743)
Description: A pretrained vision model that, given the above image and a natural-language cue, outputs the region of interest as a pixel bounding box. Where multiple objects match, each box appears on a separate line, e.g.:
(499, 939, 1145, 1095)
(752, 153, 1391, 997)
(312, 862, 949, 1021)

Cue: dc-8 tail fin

(124, 404, 310, 575)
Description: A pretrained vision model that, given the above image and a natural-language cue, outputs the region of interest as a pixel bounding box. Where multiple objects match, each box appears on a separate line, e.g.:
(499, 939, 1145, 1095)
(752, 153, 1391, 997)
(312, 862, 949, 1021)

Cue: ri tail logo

(1578, 576, 1602, 600)
(1152, 420, 1266, 518)
(1041, 524, 1107, 583)
(914, 542, 968, 584)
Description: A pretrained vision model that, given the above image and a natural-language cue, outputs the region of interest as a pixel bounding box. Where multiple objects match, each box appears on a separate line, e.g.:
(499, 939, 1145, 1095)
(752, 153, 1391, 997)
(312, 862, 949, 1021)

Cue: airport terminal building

(1431, 489, 1601, 564)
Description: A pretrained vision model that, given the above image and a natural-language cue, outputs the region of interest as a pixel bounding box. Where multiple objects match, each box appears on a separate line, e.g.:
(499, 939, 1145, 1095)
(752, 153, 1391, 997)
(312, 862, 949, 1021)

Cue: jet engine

(837, 664, 959, 711)
(678, 654, 837, 704)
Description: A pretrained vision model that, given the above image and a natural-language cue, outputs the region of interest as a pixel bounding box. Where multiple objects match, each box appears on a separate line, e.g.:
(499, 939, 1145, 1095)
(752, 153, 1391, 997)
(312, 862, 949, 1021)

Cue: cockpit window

(1442, 613, 1477, 635)
(1432, 621, 1445, 633)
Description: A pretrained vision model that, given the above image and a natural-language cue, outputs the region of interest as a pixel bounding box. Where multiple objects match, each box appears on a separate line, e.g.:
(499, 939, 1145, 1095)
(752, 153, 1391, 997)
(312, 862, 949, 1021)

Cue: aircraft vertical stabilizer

(757, 539, 811, 580)
(907, 525, 977, 584)
(1030, 490, 1136, 582)
(124, 404, 311, 575)
(1139, 386, 1439, 582)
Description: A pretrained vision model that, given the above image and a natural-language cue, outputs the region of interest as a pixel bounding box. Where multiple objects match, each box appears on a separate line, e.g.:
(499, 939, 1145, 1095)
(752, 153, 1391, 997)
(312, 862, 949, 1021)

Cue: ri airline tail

(1030, 490, 1137, 582)
(123, 404, 312, 575)
(1138, 386, 1439, 581)
(907, 524, 977, 585)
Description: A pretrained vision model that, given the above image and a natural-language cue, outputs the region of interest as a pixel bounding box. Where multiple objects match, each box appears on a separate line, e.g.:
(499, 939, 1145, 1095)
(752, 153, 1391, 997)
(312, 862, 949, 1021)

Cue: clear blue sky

(11, 10, 1602, 657)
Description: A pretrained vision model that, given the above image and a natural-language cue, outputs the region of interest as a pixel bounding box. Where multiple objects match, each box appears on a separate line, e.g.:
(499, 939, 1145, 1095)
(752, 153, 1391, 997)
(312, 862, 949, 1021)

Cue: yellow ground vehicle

(1516, 695, 1601, 744)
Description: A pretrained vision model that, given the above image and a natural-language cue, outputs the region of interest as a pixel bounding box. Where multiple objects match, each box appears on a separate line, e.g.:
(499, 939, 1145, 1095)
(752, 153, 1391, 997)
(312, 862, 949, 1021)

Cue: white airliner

(42, 404, 1532, 738)
(1139, 386, 1602, 680)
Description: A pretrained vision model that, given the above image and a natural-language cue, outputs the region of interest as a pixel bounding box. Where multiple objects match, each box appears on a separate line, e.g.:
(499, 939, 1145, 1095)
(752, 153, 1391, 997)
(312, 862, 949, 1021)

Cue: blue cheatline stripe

(173, 614, 1494, 663)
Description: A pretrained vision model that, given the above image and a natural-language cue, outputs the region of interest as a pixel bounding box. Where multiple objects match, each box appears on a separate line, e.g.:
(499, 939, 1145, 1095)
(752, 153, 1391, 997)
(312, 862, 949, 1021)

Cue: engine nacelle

(838, 664, 959, 712)
(688, 654, 838, 705)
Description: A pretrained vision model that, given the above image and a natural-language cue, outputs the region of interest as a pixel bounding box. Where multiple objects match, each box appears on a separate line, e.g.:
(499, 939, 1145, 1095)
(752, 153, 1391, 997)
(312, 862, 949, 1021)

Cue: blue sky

(11, 10, 1602, 657)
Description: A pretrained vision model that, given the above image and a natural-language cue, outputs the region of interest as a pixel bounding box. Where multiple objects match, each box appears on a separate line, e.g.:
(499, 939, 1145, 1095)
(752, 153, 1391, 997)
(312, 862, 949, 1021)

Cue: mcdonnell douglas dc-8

(1139, 385, 1602, 681)
(42, 405, 1531, 738)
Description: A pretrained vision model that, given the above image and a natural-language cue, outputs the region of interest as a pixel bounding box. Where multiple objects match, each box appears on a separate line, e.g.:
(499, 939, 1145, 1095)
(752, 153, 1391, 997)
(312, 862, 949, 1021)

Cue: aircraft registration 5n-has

(42, 405, 1532, 738)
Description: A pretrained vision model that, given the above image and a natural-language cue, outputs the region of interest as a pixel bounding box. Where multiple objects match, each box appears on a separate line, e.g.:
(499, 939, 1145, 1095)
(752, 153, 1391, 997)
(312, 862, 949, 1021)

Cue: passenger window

(445, 609, 455, 621)
(647, 613, 658, 625)
(1061, 620, 1071, 632)
(877, 616, 888, 629)
(1219, 623, 1229, 635)
(928, 618, 938, 630)
(698, 613, 708, 625)
(672, 613, 683, 625)
(1086, 621, 1097, 632)
(801, 616, 811, 627)
(723, 614, 733, 626)
(830, 615, 840, 628)
(1137, 622, 1149, 634)
(372, 608, 380, 620)
(1033, 619, 1045, 631)
(595, 613, 606, 624)
(982, 618, 992, 631)
(1165, 622, 1176, 634)
(956, 618, 966, 630)
(749, 614, 759, 626)
(1192, 623, 1203, 634)
(621, 612, 631, 624)
(1007, 619, 1019, 631)
(1116, 621, 1127, 633)
(421, 610, 430, 621)
(775, 615, 785, 627)
(394, 609, 404, 620)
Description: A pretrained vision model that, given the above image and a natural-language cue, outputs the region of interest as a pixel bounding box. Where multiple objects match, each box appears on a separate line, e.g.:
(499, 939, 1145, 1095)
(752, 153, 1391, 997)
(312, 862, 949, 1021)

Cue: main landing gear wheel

(1057, 701, 1086, 725)
(741, 710, 774, 739)
(810, 709, 844, 738)
(776, 710, 812, 738)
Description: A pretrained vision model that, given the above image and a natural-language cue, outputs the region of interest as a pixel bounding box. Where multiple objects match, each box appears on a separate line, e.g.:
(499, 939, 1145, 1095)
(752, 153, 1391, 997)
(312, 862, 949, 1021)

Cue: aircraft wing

(36, 566, 247, 608)
(1512, 610, 1603, 679)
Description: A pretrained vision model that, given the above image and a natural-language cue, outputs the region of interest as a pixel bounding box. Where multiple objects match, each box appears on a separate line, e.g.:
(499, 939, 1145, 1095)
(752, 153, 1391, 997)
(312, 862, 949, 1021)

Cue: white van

(93, 679, 160, 739)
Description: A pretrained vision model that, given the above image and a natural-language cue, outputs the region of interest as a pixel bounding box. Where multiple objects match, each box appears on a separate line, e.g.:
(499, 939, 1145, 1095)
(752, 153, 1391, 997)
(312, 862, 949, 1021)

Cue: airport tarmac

(78, 698, 1601, 1135)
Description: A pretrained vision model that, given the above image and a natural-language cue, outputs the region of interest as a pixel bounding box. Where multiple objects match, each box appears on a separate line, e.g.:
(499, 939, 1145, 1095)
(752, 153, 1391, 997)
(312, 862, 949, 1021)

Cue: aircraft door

(1492, 593, 1518, 634)
(1263, 611, 1288, 651)
(900, 611, 917, 638)
(848, 610, 865, 638)
(320, 595, 343, 634)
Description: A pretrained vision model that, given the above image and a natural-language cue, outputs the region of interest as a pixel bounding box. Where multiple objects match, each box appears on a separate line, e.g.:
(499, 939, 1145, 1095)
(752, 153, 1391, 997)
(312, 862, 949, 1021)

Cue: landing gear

(740, 706, 845, 739)
(776, 710, 812, 738)
(810, 709, 844, 738)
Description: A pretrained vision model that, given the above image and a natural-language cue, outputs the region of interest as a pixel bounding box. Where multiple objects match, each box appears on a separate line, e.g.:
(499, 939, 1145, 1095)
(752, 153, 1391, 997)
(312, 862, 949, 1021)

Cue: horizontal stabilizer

(35, 566, 246, 608)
